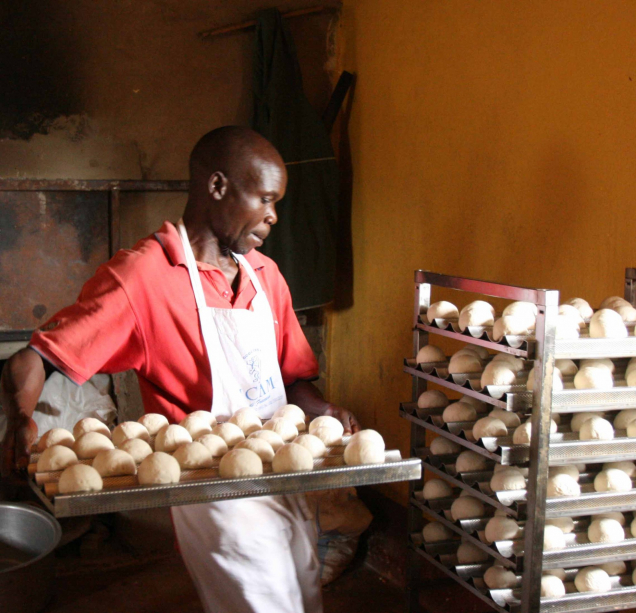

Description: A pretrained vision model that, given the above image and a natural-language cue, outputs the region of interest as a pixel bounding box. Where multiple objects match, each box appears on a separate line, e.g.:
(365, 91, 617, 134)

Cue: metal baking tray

(555, 337, 636, 360)
(416, 319, 535, 358)
(29, 450, 421, 518)
(552, 387, 636, 411)
(543, 485, 636, 518)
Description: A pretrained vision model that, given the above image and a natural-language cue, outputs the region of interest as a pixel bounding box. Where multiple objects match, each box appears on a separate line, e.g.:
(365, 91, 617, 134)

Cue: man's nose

(265, 204, 278, 225)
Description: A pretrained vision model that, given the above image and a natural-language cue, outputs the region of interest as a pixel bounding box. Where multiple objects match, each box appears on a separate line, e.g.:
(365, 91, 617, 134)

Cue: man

(1, 126, 359, 613)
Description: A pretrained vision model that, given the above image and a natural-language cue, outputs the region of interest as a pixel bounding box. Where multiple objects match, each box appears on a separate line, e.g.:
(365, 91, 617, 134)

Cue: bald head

(183, 126, 287, 255)
(189, 126, 285, 194)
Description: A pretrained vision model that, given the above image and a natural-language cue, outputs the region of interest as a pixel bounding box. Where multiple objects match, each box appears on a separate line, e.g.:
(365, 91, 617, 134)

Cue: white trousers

(172, 496, 323, 613)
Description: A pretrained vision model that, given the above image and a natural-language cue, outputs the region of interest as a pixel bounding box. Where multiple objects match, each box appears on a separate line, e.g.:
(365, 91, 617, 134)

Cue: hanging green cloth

(251, 8, 339, 310)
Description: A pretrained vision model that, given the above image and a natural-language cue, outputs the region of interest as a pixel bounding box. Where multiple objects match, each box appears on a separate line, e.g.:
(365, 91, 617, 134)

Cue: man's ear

(208, 172, 228, 200)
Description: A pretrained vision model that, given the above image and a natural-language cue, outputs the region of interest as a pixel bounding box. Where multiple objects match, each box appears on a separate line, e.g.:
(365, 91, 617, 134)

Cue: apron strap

(177, 219, 208, 310)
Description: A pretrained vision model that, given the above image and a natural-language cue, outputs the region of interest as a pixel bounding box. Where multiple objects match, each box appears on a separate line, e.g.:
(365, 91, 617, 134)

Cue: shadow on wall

(0, 1, 83, 139)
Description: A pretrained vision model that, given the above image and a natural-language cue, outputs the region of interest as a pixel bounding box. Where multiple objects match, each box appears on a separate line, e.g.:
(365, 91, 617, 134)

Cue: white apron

(171, 220, 322, 613)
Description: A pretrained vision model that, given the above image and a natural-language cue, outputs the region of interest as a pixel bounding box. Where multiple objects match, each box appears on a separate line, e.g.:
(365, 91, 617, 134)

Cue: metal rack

(403, 268, 636, 613)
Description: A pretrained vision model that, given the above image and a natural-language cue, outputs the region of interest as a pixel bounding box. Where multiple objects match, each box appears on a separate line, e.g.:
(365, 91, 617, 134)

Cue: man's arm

(0, 348, 51, 475)
(284, 380, 360, 434)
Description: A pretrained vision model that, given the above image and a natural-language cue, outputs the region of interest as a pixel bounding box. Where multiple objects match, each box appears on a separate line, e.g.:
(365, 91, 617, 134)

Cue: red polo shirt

(29, 221, 319, 423)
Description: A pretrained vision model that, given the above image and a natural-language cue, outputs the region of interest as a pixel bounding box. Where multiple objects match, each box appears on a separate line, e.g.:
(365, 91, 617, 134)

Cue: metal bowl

(0, 502, 61, 613)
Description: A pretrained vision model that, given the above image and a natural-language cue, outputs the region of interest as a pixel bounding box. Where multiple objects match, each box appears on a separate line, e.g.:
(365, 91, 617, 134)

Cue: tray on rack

(29, 450, 421, 518)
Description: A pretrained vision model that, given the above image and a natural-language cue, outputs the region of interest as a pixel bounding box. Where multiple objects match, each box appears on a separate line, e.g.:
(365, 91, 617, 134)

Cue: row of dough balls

(39, 409, 385, 493)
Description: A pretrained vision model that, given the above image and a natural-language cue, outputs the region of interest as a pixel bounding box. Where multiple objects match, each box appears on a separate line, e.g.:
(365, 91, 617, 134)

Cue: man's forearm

(1, 347, 47, 420)
(284, 380, 331, 418)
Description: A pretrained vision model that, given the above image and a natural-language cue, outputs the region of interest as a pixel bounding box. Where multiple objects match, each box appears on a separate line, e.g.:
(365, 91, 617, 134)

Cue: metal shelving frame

(404, 268, 636, 613)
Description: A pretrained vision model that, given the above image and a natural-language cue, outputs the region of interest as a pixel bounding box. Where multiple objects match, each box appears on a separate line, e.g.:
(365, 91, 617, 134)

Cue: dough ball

(422, 522, 454, 543)
(588, 518, 625, 544)
(527, 367, 564, 392)
(491, 353, 525, 372)
(544, 568, 566, 580)
(137, 413, 169, 435)
(311, 426, 342, 447)
(429, 437, 461, 455)
(37, 428, 75, 452)
(559, 304, 585, 327)
(631, 517, 636, 538)
(416, 345, 446, 364)
(549, 465, 580, 482)
(138, 452, 181, 485)
(563, 297, 594, 320)
(272, 443, 314, 473)
(472, 417, 507, 440)
(574, 567, 611, 593)
(155, 424, 193, 452)
(92, 449, 137, 477)
(596, 511, 626, 526)
(461, 345, 491, 361)
(423, 478, 453, 500)
(417, 390, 449, 410)
(196, 433, 229, 457)
(490, 467, 526, 492)
(599, 561, 627, 576)
(484, 516, 521, 543)
(503, 301, 538, 318)
(480, 362, 517, 387)
(448, 353, 483, 374)
(58, 464, 103, 494)
(579, 417, 614, 441)
(272, 404, 306, 432)
(73, 417, 111, 440)
(112, 421, 151, 448)
(119, 438, 153, 463)
(613, 409, 636, 430)
(555, 315, 580, 339)
(543, 525, 566, 551)
(455, 450, 488, 472)
(456, 542, 489, 564)
(546, 517, 575, 533)
(571, 412, 604, 432)
(184, 410, 217, 427)
(292, 434, 327, 458)
(484, 565, 518, 589)
(555, 359, 578, 376)
(600, 296, 631, 310)
(547, 473, 581, 497)
(489, 408, 521, 429)
(615, 304, 636, 323)
(628, 369, 636, 389)
(37, 445, 78, 472)
(541, 575, 566, 598)
(228, 408, 263, 436)
(492, 314, 535, 341)
(513, 421, 533, 444)
(590, 309, 628, 338)
(603, 461, 636, 477)
(580, 358, 615, 373)
(344, 439, 385, 465)
(350, 429, 385, 450)
(461, 300, 496, 316)
(442, 402, 477, 423)
(219, 447, 262, 479)
(426, 300, 459, 322)
(179, 415, 213, 440)
(574, 367, 614, 390)
(450, 496, 485, 520)
(73, 432, 115, 459)
(248, 429, 285, 451)
(173, 441, 214, 469)
(211, 422, 245, 447)
(594, 468, 632, 492)
(235, 438, 275, 462)
(308, 415, 344, 439)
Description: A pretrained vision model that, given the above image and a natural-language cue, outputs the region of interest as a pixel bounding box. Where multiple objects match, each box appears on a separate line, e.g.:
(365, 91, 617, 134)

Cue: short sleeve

(29, 265, 145, 385)
(274, 278, 320, 385)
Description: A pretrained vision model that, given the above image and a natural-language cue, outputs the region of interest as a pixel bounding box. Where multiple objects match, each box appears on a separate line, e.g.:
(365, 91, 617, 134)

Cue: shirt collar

(154, 221, 267, 271)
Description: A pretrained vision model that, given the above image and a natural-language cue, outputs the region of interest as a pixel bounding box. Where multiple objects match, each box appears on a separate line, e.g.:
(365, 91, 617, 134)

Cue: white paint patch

(38, 192, 47, 215)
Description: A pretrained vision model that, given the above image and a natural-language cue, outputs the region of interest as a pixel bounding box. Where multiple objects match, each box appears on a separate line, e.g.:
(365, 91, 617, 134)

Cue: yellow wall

(328, 1, 636, 502)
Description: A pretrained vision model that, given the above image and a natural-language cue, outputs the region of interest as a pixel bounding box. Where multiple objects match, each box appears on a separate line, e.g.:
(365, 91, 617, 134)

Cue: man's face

(210, 158, 287, 255)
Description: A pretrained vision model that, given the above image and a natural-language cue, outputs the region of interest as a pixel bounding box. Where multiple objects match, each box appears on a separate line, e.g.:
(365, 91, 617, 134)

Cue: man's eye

(262, 197, 271, 204)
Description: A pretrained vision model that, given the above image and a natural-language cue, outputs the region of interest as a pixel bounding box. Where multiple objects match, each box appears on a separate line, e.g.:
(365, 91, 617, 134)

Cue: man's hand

(1, 414, 38, 477)
(324, 405, 361, 435)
